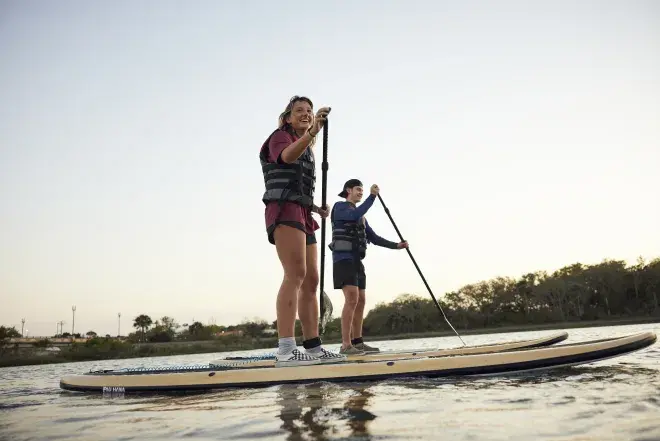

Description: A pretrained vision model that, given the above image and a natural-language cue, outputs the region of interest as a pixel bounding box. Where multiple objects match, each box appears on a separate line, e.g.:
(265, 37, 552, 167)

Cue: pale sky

(1, 0, 658, 338)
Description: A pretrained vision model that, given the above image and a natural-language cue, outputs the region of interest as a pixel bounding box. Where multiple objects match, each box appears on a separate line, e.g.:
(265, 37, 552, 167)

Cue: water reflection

(371, 363, 660, 391)
(276, 382, 376, 441)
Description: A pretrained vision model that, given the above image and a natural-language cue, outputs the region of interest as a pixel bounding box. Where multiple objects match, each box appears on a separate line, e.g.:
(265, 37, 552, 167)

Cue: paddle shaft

(376, 194, 466, 346)
(319, 118, 329, 328)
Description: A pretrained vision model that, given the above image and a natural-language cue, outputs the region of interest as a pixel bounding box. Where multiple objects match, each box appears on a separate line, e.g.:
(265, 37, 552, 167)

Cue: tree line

(123, 255, 659, 341)
(2, 256, 658, 344)
(360, 256, 660, 336)
(126, 315, 272, 343)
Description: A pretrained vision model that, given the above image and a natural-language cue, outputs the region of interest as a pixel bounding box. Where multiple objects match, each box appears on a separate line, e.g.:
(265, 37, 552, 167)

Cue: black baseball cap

(338, 179, 363, 198)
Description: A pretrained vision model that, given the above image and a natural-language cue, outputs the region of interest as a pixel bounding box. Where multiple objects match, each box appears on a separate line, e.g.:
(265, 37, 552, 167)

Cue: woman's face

(286, 100, 314, 132)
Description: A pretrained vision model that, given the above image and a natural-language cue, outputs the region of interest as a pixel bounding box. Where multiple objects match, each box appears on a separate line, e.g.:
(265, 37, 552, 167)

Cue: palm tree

(133, 314, 153, 342)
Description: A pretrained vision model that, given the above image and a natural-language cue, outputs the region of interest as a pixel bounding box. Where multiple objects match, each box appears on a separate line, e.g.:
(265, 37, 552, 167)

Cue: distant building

(214, 329, 244, 337)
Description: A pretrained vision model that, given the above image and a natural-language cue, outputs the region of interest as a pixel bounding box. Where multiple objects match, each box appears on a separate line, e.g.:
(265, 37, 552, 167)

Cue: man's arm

(332, 194, 377, 222)
(365, 219, 399, 249)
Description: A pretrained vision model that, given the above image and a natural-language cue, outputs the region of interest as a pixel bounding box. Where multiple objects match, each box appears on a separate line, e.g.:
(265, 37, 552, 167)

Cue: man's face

(347, 186, 363, 203)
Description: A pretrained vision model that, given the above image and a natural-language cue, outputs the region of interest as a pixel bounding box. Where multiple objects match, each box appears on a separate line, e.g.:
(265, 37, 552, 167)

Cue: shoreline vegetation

(2, 255, 659, 368)
(1, 317, 658, 369)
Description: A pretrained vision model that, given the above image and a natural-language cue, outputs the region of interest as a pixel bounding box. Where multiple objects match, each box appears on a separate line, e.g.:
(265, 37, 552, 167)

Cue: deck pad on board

(209, 331, 569, 368)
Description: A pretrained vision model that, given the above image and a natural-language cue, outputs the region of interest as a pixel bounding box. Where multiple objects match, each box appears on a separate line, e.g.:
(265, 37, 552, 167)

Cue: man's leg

(333, 259, 365, 355)
(351, 262, 379, 353)
(350, 288, 366, 342)
(341, 285, 359, 349)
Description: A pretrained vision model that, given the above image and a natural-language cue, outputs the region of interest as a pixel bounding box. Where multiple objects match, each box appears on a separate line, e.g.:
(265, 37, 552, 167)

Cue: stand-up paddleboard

(215, 331, 569, 367)
(60, 331, 656, 394)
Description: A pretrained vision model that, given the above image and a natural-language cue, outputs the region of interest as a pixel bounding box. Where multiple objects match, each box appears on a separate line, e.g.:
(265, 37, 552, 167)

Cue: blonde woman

(259, 96, 345, 367)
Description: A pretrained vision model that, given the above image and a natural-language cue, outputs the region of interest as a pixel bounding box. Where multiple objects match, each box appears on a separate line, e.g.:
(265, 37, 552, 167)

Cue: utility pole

(71, 305, 76, 337)
(58, 320, 65, 336)
(21, 318, 25, 337)
(118, 312, 121, 337)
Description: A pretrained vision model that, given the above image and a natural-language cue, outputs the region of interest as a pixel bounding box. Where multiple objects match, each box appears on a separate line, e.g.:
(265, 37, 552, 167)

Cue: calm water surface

(1, 324, 659, 441)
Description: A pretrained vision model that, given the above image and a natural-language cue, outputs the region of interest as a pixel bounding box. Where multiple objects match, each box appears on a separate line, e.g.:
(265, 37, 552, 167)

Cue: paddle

(376, 194, 466, 346)
(319, 115, 333, 334)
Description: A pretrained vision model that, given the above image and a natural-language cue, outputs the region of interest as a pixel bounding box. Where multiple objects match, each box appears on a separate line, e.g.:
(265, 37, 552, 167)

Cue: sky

(1, 0, 658, 338)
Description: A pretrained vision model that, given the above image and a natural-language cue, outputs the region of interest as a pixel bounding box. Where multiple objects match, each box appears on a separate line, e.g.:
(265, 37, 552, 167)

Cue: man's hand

(397, 241, 409, 249)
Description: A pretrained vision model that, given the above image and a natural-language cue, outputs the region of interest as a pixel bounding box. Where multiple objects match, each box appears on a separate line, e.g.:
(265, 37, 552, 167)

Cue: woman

(259, 96, 346, 367)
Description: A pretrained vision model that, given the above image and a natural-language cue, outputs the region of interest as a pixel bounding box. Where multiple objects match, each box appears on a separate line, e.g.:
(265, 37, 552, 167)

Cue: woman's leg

(298, 241, 319, 341)
(272, 224, 322, 366)
(273, 224, 306, 340)
(298, 235, 346, 362)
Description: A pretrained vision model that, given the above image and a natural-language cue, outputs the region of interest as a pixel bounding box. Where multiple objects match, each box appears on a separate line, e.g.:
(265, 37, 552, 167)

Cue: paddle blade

(320, 290, 333, 334)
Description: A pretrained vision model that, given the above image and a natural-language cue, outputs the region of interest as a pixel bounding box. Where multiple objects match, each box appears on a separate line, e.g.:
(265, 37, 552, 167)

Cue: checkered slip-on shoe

(275, 348, 322, 367)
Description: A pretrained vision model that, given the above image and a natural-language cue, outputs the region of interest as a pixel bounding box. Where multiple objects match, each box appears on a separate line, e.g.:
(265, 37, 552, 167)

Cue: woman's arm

(268, 130, 314, 164)
(280, 131, 315, 164)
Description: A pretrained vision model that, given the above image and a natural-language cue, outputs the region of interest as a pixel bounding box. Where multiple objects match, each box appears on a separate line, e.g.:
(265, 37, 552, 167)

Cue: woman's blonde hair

(278, 95, 316, 148)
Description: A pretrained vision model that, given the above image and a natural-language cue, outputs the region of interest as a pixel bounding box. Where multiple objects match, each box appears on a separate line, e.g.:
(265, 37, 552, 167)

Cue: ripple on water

(1, 325, 659, 441)
(645, 397, 660, 408)
(549, 395, 576, 406)
(0, 400, 42, 411)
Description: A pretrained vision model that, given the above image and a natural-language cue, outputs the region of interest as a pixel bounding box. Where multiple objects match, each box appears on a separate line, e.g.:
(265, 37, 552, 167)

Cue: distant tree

(324, 317, 341, 336)
(86, 331, 97, 338)
(0, 326, 21, 341)
(241, 318, 269, 338)
(185, 321, 213, 340)
(133, 314, 153, 342)
(159, 316, 180, 335)
(188, 321, 204, 335)
(145, 316, 180, 342)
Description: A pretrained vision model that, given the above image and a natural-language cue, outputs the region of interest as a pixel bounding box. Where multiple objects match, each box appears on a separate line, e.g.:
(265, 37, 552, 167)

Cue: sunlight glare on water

(1, 324, 659, 441)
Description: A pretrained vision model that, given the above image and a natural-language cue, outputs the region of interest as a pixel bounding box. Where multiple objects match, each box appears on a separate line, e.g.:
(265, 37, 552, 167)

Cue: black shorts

(306, 232, 316, 245)
(333, 259, 366, 290)
(267, 221, 317, 246)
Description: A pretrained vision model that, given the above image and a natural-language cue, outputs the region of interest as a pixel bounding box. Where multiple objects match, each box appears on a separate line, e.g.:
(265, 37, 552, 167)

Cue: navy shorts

(333, 259, 365, 290)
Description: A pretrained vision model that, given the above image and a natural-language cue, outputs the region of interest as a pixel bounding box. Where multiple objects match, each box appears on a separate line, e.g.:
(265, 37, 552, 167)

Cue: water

(1, 324, 659, 441)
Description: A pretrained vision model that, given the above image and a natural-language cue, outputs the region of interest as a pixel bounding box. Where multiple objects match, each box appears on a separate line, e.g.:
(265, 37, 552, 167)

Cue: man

(328, 179, 409, 355)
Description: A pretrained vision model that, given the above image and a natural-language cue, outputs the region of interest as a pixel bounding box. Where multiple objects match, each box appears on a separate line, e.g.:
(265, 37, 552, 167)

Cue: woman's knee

(284, 262, 306, 287)
(302, 267, 319, 293)
(274, 225, 307, 286)
(280, 249, 306, 287)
